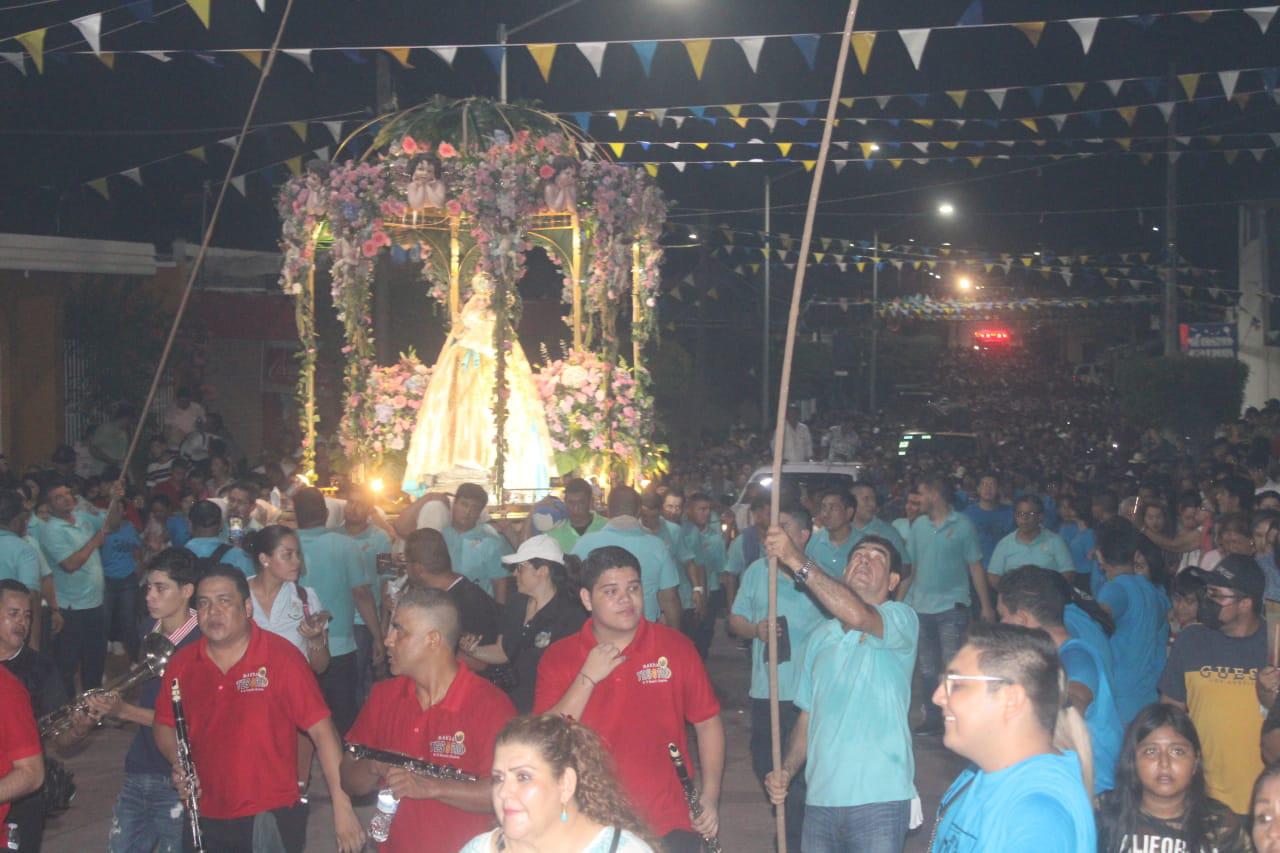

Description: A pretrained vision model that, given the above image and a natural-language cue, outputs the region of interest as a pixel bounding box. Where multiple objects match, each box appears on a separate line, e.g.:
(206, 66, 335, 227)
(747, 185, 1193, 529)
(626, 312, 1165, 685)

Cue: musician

(340, 584, 515, 853)
(534, 546, 724, 853)
(91, 548, 201, 853)
(153, 565, 364, 853)
(0, 664, 43, 849)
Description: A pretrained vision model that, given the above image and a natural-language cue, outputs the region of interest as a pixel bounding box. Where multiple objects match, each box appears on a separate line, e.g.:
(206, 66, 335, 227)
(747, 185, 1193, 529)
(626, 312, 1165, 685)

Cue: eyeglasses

(1015, 511, 1041, 519)
(942, 673, 1010, 697)
(1205, 591, 1242, 604)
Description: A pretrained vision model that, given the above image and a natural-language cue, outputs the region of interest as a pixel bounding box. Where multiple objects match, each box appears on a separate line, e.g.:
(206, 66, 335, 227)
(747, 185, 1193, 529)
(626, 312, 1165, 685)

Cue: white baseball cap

(501, 534, 565, 567)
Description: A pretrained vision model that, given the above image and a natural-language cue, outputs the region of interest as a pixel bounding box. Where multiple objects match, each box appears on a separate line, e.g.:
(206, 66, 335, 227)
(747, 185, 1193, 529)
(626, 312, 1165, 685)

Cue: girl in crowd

(1167, 570, 1205, 649)
(459, 535, 586, 713)
(244, 524, 330, 672)
(1255, 765, 1280, 851)
(1097, 703, 1249, 853)
(460, 714, 654, 853)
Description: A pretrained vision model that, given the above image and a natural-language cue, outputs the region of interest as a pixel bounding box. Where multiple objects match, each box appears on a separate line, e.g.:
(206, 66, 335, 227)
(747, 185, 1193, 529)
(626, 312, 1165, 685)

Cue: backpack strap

(607, 826, 622, 853)
(209, 543, 234, 565)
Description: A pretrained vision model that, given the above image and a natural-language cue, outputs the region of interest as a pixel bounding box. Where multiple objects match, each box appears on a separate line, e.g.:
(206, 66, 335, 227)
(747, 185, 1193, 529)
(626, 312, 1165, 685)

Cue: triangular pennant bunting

(735, 36, 765, 72)
(790, 34, 820, 70)
(1246, 6, 1277, 32)
(429, 47, 457, 67)
(185, 146, 206, 162)
(527, 44, 557, 82)
(121, 167, 143, 185)
(850, 32, 875, 73)
(238, 50, 263, 68)
(15, 29, 45, 74)
(230, 176, 247, 196)
(1178, 73, 1200, 100)
(72, 14, 102, 55)
(185, 0, 210, 28)
(576, 42, 606, 76)
(324, 121, 344, 142)
(1014, 21, 1046, 46)
(1218, 70, 1240, 98)
(632, 41, 657, 76)
(384, 48, 412, 68)
(1068, 18, 1100, 53)
(988, 88, 1007, 109)
(899, 28, 930, 70)
(1, 53, 25, 75)
(88, 178, 109, 199)
(289, 122, 308, 141)
(683, 39, 712, 79)
(284, 49, 312, 70)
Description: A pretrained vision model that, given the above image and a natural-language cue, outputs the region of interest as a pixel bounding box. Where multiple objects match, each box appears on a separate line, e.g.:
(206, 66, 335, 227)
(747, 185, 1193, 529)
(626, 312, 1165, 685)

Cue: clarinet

(667, 743, 722, 853)
(170, 678, 205, 853)
(345, 742, 479, 782)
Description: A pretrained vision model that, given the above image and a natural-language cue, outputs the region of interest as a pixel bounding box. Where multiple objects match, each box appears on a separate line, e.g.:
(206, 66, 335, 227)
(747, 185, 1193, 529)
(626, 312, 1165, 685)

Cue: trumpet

(39, 632, 176, 739)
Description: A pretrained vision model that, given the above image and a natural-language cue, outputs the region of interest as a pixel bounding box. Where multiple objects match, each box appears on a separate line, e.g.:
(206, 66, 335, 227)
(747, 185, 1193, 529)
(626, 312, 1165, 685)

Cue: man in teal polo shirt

(901, 475, 992, 735)
(764, 527, 919, 853)
(0, 491, 44, 650)
(639, 490, 698, 617)
(339, 487, 391, 706)
(38, 476, 123, 696)
(294, 488, 380, 734)
(546, 478, 607, 553)
(442, 483, 513, 604)
(986, 494, 1075, 587)
(681, 492, 729, 657)
(182, 500, 257, 576)
(806, 490, 858, 578)
(849, 484, 907, 562)
(572, 486, 682, 628)
(729, 504, 826, 851)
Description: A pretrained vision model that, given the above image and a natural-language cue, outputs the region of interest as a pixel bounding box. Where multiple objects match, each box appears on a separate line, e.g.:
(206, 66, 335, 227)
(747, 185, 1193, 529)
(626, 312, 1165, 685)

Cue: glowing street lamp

(957, 276, 973, 290)
(937, 202, 956, 217)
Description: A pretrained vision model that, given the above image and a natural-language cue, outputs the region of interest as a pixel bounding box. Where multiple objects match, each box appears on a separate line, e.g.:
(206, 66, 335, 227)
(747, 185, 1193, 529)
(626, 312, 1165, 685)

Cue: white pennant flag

(218, 136, 238, 149)
(663, 142, 680, 150)
(874, 95, 891, 109)
(761, 118, 777, 131)
(1168, 151, 1181, 163)
(649, 108, 666, 126)
(761, 102, 781, 119)
(0, 53, 25, 75)
(576, 42, 606, 76)
(429, 47, 457, 67)
(283, 49, 312, 71)
(911, 141, 928, 152)
(323, 121, 344, 142)
(673, 162, 686, 172)
(1156, 102, 1175, 122)
(899, 28, 930, 70)
(914, 158, 928, 165)
(834, 161, 847, 173)
(1176, 135, 1190, 144)
(1218, 70, 1240, 98)
(735, 36, 765, 72)
(988, 88, 1007, 109)
(670, 116, 686, 128)
(254, 0, 264, 10)
(140, 51, 172, 62)
(1050, 114, 1067, 130)
(1246, 6, 1277, 32)
(1067, 18, 1099, 53)
(230, 176, 247, 196)
(121, 167, 143, 185)
(313, 146, 331, 162)
(1270, 132, 1280, 146)
(832, 140, 849, 150)
(72, 14, 102, 55)
(1104, 79, 1123, 96)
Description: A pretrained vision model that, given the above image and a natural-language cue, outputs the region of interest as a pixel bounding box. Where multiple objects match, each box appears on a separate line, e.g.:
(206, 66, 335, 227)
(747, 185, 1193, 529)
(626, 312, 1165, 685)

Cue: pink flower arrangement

(338, 351, 431, 463)
(437, 142, 458, 158)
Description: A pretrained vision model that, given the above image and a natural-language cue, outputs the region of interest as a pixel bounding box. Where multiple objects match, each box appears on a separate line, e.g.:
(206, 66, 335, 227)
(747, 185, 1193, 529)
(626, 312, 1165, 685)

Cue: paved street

(43, 624, 965, 852)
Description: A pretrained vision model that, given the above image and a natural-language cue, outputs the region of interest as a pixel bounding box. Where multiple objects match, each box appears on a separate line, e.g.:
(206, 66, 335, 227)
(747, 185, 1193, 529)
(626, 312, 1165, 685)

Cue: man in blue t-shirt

(1095, 520, 1168, 723)
(930, 622, 1096, 852)
(763, 524, 919, 853)
(963, 473, 1013, 567)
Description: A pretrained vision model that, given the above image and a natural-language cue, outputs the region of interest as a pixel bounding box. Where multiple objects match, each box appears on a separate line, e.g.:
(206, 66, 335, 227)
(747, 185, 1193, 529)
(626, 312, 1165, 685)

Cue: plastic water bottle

(368, 789, 400, 843)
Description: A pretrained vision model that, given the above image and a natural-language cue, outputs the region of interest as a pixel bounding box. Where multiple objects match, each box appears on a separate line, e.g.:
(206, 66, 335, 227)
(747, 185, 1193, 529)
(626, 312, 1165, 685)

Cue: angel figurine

(406, 155, 448, 210)
(542, 155, 578, 213)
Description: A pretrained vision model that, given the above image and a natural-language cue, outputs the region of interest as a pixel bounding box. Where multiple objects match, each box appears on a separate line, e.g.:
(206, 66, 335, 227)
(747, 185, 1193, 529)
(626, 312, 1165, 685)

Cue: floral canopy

(277, 97, 668, 495)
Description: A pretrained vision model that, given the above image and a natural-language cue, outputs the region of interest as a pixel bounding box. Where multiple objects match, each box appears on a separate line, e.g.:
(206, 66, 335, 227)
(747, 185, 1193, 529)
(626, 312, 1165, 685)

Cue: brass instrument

(345, 742, 478, 782)
(38, 632, 176, 739)
(668, 743, 723, 853)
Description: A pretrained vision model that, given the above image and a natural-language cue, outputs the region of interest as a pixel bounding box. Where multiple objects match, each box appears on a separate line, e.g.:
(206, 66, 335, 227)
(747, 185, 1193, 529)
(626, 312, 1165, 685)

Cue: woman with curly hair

(459, 714, 654, 852)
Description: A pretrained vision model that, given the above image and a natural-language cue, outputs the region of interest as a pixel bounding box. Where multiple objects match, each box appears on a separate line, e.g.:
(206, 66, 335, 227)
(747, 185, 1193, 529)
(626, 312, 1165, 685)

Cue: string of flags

(5, 4, 1277, 77)
(801, 294, 1164, 319)
(84, 143, 333, 200)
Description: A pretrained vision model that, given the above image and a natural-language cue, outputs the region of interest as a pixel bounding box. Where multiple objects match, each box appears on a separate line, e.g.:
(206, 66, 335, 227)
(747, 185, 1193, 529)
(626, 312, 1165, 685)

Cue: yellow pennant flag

(16, 29, 46, 74)
(609, 142, 626, 158)
(1188, 11, 1213, 22)
(238, 50, 263, 69)
(850, 32, 876, 73)
(1021, 256, 1033, 267)
(644, 163, 659, 178)
(383, 47, 413, 68)
(1015, 21, 1046, 46)
(88, 178, 109, 199)
(838, 97, 855, 108)
(858, 142, 876, 158)
(694, 142, 709, 150)
(856, 262, 867, 273)
(1116, 106, 1137, 125)
(941, 140, 959, 150)
(285, 157, 303, 176)
(1019, 118, 1037, 132)
(527, 44, 557, 82)
(1225, 150, 1239, 164)
(185, 0, 210, 28)
(723, 104, 742, 117)
(732, 118, 749, 128)
(1115, 138, 1132, 151)
(727, 161, 739, 167)
(683, 39, 712, 79)
(801, 160, 816, 172)
(968, 156, 983, 167)
(615, 111, 628, 131)
(1178, 73, 1200, 100)
(947, 90, 967, 108)
(97, 52, 115, 70)
(776, 142, 793, 157)
(289, 122, 308, 141)
(185, 147, 207, 162)
(912, 118, 935, 128)
(890, 159, 903, 169)
(1140, 152, 1154, 165)
(1066, 82, 1085, 100)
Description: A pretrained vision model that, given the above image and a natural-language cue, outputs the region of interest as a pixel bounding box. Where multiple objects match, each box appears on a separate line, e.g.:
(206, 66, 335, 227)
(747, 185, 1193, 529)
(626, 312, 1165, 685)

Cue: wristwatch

(794, 559, 815, 586)
(693, 586, 706, 593)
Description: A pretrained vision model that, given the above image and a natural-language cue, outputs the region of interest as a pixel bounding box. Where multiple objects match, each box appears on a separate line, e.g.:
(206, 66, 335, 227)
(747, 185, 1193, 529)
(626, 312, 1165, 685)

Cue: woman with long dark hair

(1097, 703, 1249, 852)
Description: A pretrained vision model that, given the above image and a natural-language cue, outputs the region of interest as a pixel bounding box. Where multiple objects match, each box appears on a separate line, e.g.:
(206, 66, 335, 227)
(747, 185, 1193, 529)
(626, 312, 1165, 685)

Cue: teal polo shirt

(442, 524, 512, 598)
(730, 558, 826, 701)
(987, 528, 1075, 577)
(37, 510, 105, 610)
(850, 517, 908, 562)
(805, 527, 858, 579)
(905, 511, 982, 614)
(654, 518, 694, 608)
(794, 602, 919, 807)
(296, 527, 368, 657)
(681, 522, 729, 593)
(724, 533, 754, 578)
(0, 529, 41, 589)
(546, 513, 607, 554)
(341, 525, 392, 626)
(184, 536, 257, 577)
(571, 518, 680, 621)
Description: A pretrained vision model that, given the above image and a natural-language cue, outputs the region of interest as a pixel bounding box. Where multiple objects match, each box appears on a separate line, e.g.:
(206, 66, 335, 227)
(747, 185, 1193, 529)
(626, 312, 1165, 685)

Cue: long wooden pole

(766, 3, 862, 851)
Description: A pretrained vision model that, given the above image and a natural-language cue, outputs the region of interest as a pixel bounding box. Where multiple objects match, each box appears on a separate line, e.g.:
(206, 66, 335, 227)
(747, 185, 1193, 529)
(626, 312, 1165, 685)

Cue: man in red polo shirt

(342, 583, 514, 853)
(0, 664, 43, 838)
(534, 545, 724, 853)
(153, 565, 364, 853)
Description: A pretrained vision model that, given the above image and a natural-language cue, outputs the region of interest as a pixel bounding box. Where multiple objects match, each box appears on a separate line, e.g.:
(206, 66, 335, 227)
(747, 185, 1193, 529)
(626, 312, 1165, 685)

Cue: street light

(958, 276, 973, 290)
(937, 202, 956, 217)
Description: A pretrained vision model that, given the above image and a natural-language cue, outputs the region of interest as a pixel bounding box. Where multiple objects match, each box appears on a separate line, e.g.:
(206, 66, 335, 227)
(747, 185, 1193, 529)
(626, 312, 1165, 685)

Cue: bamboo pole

(766, 3, 862, 850)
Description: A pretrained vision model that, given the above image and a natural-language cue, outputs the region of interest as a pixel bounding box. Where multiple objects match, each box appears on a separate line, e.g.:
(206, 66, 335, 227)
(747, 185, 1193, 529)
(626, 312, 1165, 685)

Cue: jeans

(353, 624, 375, 709)
(915, 606, 969, 723)
(751, 699, 805, 851)
(103, 575, 140, 660)
(54, 605, 106, 696)
(317, 651, 358, 736)
(801, 800, 911, 853)
(109, 772, 183, 853)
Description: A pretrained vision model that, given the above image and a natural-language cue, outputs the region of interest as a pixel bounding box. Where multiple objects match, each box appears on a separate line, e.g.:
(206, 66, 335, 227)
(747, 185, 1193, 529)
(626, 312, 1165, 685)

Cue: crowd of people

(4, 354, 1280, 852)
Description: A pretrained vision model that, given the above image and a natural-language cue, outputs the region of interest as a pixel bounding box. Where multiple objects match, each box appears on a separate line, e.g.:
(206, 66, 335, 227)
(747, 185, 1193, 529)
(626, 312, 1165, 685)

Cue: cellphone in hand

(762, 616, 790, 664)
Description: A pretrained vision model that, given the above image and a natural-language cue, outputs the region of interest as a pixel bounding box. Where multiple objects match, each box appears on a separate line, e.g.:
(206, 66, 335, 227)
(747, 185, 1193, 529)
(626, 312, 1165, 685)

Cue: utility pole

(762, 176, 771, 429)
(868, 228, 879, 412)
(373, 55, 397, 363)
(498, 23, 508, 103)
(1163, 61, 1179, 356)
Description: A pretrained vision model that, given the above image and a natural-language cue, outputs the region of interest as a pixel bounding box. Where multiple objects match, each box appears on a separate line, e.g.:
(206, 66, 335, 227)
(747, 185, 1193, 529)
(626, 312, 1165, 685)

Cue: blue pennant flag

(791, 35, 820, 70)
(864, 160, 876, 170)
(1131, 14, 1157, 28)
(126, 0, 154, 22)
(481, 45, 504, 74)
(957, 0, 983, 26)
(193, 51, 221, 67)
(572, 112, 591, 132)
(1142, 77, 1163, 98)
(887, 118, 901, 127)
(1263, 68, 1279, 91)
(793, 118, 809, 127)
(800, 100, 818, 115)
(640, 142, 650, 151)
(690, 106, 706, 119)
(1084, 111, 1103, 127)
(908, 93, 928, 108)
(342, 50, 369, 64)
(983, 118, 999, 127)
(1027, 86, 1046, 107)
(632, 41, 658, 76)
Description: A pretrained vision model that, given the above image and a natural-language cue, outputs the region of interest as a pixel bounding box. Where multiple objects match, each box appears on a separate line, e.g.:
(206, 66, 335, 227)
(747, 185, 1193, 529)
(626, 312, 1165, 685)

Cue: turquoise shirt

(724, 534, 750, 578)
(546, 513, 607, 554)
(297, 526, 368, 657)
(905, 511, 982, 615)
(442, 524, 513, 598)
(654, 518, 694, 608)
(1063, 603, 1116, 685)
(1098, 573, 1169, 723)
(681, 522, 729, 593)
(572, 518, 680, 621)
(849, 516, 908, 562)
(933, 751, 1096, 852)
(987, 528, 1075, 577)
(0, 529, 41, 589)
(794, 603, 919, 807)
(38, 511, 105, 610)
(1060, 637, 1122, 794)
(730, 557, 826, 701)
(184, 536, 257, 577)
(805, 527, 858, 579)
(341, 525, 392, 626)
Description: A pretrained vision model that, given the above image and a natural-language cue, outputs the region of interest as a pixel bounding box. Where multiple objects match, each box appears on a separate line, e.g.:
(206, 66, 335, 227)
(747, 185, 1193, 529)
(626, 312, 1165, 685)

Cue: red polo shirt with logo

(533, 618, 720, 835)
(153, 622, 330, 820)
(0, 666, 41, 825)
(347, 665, 516, 853)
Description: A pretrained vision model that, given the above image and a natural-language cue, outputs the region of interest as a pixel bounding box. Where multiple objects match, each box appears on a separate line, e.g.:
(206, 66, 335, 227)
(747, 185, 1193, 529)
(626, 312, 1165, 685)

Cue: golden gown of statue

(401, 278, 556, 500)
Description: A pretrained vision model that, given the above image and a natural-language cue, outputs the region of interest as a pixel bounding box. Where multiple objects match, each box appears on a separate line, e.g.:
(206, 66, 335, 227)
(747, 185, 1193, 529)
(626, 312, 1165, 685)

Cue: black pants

(317, 651, 358, 735)
(662, 829, 705, 853)
(54, 606, 106, 697)
(750, 699, 805, 851)
(7, 791, 44, 852)
(687, 589, 725, 659)
(182, 802, 307, 853)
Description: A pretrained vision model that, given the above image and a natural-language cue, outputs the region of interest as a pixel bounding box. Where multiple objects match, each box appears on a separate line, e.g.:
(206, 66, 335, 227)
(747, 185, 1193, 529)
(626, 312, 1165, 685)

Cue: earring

(560, 805, 569, 823)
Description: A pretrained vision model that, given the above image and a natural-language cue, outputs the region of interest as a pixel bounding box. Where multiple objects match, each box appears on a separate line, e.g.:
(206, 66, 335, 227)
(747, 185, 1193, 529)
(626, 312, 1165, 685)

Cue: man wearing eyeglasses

(1163, 554, 1267, 816)
(762, 532, 919, 853)
(985, 495, 1075, 590)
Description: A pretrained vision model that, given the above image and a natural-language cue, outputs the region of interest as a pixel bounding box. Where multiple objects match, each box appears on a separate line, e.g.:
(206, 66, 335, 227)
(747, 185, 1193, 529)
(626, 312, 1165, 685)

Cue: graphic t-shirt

(1095, 792, 1251, 853)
